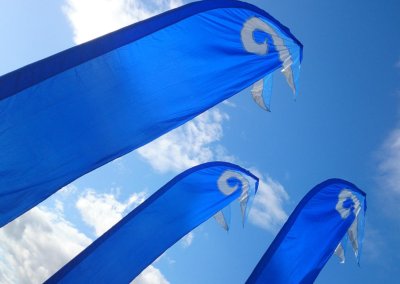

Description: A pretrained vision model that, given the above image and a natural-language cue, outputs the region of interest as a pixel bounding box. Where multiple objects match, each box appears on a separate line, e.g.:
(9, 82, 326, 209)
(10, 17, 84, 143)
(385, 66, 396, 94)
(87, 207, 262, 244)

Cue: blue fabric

(246, 179, 367, 284)
(45, 162, 259, 283)
(262, 74, 273, 111)
(0, 0, 302, 227)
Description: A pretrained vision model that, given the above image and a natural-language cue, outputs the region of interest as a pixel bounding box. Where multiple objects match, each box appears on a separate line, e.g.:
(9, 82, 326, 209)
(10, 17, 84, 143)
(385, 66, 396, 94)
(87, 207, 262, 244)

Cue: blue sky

(0, 0, 399, 283)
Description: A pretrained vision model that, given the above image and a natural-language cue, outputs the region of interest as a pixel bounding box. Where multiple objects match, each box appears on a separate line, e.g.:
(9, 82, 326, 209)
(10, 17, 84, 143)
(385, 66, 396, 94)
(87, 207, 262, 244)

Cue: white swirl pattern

(335, 189, 361, 219)
(240, 17, 271, 55)
(217, 170, 249, 197)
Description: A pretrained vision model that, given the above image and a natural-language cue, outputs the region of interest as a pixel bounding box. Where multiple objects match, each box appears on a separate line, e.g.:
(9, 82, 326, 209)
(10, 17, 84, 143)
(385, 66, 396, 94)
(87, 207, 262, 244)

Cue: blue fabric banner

(45, 162, 258, 283)
(246, 179, 366, 284)
(0, 0, 302, 227)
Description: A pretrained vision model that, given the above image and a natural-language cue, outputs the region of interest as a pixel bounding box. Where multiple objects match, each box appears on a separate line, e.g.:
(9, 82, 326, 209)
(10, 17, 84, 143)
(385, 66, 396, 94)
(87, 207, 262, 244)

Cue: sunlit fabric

(246, 179, 366, 284)
(45, 162, 259, 283)
(0, 0, 302, 227)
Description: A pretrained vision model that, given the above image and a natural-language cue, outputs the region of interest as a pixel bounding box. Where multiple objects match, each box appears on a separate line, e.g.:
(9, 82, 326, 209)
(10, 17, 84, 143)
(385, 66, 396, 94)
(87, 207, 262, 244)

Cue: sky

(0, 0, 399, 283)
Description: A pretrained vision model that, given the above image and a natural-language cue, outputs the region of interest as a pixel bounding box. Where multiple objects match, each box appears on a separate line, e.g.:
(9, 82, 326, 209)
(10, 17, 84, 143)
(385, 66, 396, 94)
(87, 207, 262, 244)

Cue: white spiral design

(217, 170, 249, 197)
(240, 17, 272, 55)
(335, 189, 361, 219)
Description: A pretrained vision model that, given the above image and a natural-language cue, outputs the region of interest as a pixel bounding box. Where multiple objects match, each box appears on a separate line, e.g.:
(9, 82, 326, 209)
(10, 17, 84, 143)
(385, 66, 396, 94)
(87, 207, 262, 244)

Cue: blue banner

(45, 162, 258, 283)
(246, 179, 366, 284)
(0, 0, 302, 227)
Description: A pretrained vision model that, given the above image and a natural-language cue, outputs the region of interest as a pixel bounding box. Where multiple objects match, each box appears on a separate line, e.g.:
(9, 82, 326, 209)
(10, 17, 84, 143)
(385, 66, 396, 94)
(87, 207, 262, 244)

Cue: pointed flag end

(281, 53, 301, 100)
(334, 242, 346, 264)
(213, 211, 229, 231)
(251, 75, 273, 112)
(241, 214, 247, 228)
(239, 195, 249, 228)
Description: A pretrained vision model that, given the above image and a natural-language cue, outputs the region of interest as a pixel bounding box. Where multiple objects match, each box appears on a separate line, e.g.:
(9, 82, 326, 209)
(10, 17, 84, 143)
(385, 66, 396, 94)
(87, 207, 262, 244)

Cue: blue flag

(0, 0, 302, 227)
(45, 162, 259, 283)
(246, 179, 366, 284)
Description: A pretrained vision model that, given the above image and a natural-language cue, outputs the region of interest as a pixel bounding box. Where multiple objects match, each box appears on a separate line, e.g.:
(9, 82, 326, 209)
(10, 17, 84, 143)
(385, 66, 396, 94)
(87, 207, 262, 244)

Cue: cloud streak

(378, 128, 400, 195)
(138, 108, 233, 173)
(133, 265, 170, 284)
(181, 232, 194, 248)
(76, 189, 147, 237)
(248, 173, 289, 232)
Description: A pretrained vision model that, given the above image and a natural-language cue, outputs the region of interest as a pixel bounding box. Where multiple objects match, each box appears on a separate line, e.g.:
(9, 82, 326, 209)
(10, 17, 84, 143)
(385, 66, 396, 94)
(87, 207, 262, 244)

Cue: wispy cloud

(133, 265, 170, 284)
(59, 184, 78, 196)
(362, 224, 385, 262)
(222, 100, 237, 108)
(63, 0, 183, 44)
(248, 171, 289, 232)
(378, 128, 400, 195)
(180, 232, 194, 248)
(376, 122, 400, 223)
(0, 205, 91, 283)
(76, 189, 147, 237)
(138, 108, 234, 173)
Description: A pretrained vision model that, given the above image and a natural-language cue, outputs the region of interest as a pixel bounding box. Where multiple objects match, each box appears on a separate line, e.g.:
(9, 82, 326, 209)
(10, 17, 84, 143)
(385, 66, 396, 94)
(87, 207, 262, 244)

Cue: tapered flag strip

(246, 179, 367, 284)
(45, 162, 258, 283)
(0, 0, 302, 227)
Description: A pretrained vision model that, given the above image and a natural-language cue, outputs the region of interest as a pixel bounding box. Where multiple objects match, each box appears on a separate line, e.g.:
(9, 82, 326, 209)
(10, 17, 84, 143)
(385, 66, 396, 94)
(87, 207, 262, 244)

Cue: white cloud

(54, 199, 64, 213)
(63, 0, 183, 44)
(76, 189, 147, 236)
(222, 99, 237, 108)
(0, 205, 91, 284)
(362, 225, 385, 262)
(180, 232, 194, 248)
(59, 184, 78, 196)
(138, 108, 233, 173)
(378, 128, 400, 195)
(376, 124, 400, 223)
(249, 173, 289, 232)
(132, 265, 170, 284)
